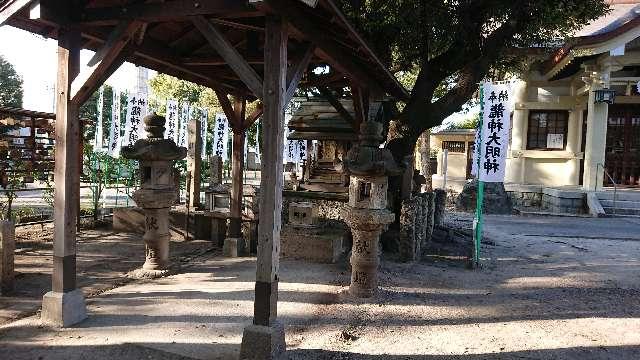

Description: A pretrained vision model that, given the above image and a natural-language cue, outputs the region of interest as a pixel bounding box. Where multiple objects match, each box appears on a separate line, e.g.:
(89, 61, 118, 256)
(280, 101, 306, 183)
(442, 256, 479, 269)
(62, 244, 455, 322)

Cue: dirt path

(1, 213, 639, 359)
(0, 224, 216, 325)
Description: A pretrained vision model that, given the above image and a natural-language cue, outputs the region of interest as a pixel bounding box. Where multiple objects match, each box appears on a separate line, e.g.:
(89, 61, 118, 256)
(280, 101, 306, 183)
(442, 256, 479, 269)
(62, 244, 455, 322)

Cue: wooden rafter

(192, 15, 264, 99)
(244, 102, 263, 128)
(285, 43, 315, 103)
(80, 0, 251, 26)
(215, 90, 239, 127)
(317, 86, 356, 130)
(0, 0, 32, 26)
(87, 19, 134, 66)
(72, 21, 142, 105)
(351, 84, 369, 129)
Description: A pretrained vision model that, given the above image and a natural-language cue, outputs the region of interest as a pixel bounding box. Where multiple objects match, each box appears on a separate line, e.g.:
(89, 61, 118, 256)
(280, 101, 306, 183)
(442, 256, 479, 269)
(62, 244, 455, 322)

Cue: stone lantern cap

(121, 112, 187, 161)
(342, 121, 401, 177)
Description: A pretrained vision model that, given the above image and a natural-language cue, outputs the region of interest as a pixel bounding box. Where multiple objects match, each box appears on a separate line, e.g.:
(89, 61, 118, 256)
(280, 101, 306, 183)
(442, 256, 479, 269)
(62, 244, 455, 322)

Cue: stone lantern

(122, 113, 187, 277)
(342, 121, 401, 297)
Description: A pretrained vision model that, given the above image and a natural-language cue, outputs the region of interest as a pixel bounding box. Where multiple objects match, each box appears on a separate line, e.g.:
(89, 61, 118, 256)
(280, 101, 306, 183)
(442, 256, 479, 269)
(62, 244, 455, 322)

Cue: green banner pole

(473, 85, 486, 268)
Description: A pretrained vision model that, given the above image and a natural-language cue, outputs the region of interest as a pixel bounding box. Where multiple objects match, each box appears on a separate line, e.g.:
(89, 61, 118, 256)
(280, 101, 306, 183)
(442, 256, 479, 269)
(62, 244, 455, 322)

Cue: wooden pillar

(41, 25, 87, 327)
(240, 15, 287, 360)
(187, 117, 202, 209)
(229, 98, 246, 239)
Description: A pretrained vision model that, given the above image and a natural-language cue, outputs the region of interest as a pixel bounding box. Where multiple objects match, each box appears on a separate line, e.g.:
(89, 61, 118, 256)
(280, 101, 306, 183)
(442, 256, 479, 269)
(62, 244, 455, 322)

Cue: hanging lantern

(594, 89, 616, 104)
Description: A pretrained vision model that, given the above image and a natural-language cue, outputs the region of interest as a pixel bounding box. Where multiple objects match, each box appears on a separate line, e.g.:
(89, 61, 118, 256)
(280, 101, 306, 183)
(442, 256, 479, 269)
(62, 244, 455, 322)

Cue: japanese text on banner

(178, 102, 189, 148)
(479, 82, 511, 182)
(123, 93, 148, 147)
(212, 113, 229, 161)
(166, 99, 179, 143)
(108, 89, 121, 157)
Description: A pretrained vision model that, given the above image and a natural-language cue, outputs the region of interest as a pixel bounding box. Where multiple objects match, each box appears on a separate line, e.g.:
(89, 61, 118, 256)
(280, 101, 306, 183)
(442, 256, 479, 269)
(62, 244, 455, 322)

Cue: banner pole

(473, 85, 485, 268)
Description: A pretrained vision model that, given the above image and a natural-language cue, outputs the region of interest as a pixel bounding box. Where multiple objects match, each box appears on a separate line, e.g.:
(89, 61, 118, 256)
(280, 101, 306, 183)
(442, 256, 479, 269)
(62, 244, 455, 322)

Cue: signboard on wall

(547, 133, 564, 149)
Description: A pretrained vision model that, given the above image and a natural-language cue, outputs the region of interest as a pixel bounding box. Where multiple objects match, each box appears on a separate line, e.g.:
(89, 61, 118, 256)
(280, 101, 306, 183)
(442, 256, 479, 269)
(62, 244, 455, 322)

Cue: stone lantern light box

(350, 177, 387, 210)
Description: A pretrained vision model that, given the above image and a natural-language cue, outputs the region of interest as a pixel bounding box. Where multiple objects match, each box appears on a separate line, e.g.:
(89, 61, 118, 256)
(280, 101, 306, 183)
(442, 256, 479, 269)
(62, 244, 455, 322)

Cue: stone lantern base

(343, 208, 395, 298)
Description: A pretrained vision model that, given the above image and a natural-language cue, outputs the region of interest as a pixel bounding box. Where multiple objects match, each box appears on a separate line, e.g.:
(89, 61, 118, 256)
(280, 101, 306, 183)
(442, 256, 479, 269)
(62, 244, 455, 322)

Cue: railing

(598, 163, 617, 215)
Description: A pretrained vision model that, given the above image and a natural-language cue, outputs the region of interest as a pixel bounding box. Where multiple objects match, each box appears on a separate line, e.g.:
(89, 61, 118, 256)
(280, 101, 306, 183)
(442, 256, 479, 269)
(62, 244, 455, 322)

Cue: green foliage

(0, 55, 23, 108)
(335, 0, 609, 156)
(448, 113, 480, 130)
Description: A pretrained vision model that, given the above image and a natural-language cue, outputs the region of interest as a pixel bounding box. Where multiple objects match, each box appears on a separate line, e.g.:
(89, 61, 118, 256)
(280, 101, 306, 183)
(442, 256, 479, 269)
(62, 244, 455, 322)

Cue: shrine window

(526, 111, 568, 150)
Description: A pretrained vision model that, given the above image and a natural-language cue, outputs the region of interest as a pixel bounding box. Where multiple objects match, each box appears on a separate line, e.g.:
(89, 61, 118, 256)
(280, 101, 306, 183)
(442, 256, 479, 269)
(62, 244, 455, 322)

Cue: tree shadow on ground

(286, 345, 640, 360)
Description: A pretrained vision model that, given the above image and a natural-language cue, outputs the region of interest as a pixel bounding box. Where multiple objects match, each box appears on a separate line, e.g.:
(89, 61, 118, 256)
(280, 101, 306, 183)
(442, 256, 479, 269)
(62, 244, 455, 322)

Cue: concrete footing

(41, 289, 87, 327)
(239, 321, 286, 360)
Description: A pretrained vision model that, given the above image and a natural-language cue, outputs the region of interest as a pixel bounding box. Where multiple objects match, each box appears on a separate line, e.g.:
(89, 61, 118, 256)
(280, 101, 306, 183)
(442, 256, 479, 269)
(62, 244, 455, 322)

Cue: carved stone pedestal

(344, 208, 394, 297)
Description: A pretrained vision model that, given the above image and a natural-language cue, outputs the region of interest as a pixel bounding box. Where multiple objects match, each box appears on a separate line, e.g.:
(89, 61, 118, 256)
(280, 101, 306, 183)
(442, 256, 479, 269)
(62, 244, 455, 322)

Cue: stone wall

(282, 191, 349, 228)
(506, 185, 587, 214)
(541, 188, 586, 214)
(398, 192, 436, 262)
(506, 184, 543, 211)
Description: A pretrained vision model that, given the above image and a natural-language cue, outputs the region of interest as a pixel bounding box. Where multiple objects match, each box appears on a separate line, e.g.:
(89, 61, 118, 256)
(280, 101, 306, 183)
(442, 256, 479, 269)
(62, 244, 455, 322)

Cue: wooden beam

(81, 29, 242, 93)
(87, 20, 134, 67)
(215, 90, 239, 127)
(243, 102, 263, 128)
(192, 15, 264, 99)
(285, 43, 315, 103)
(317, 86, 356, 129)
(182, 55, 264, 66)
(266, 0, 383, 97)
(229, 96, 246, 238)
(41, 21, 87, 327)
(252, 14, 286, 329)
(0, 0, 32, 26)
(80, 0, 251, 26)
(351, 85, 369, 129)
(72, 22, 141, 105)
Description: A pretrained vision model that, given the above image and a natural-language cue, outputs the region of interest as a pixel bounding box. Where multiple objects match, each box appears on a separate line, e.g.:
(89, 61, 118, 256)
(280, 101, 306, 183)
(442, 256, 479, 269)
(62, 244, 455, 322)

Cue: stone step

(308, 177, 343, 184)
(597, 191, 640, 202)
(602, 206, 640, 216)
(600, 199, 640, 209)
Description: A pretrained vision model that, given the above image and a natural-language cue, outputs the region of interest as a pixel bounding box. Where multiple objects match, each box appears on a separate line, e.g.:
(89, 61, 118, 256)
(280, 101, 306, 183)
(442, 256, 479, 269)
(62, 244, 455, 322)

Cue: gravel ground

(1, 212, 639, 359)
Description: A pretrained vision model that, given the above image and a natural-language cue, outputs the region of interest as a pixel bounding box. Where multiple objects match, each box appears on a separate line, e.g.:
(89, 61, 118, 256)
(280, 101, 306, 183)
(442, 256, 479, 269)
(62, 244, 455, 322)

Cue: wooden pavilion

(0, 0, 408, 357)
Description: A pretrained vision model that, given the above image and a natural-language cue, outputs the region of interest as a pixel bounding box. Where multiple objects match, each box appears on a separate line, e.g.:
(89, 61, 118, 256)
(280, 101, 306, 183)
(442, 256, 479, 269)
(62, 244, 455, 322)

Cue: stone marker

(121, 112, 187, 278)
(342, 121, 401, 297)
(0, 220, 15, 295)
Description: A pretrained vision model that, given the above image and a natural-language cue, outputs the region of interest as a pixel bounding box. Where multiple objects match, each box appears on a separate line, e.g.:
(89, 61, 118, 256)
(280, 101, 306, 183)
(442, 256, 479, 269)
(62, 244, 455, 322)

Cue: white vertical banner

(296, 140, 307, 162)
(200, 108, 208, 158)
(478, 82, 511, 182)
(255, 119, 261, 164)
(178, 101, 189, 148)
(108, 89, 122, 157)
(471, 128, 480, 177)
(123, 93, 148, 147)
(95, 86, 104, 150)
(165, 99, 179, 142)
(213, 113, 229, 161)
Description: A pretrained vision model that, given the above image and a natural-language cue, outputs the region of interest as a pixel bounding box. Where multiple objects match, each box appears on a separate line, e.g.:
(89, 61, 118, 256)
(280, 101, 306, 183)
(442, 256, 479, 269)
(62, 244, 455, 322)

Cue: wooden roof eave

(2, 0, 407, 101)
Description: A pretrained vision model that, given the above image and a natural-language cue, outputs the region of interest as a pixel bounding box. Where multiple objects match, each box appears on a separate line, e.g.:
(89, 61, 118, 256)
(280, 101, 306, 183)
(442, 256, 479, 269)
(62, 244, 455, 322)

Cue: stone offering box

(288, 202, 318, 227)
(281, 201, 346, 263)
(205, 187, 231, 213)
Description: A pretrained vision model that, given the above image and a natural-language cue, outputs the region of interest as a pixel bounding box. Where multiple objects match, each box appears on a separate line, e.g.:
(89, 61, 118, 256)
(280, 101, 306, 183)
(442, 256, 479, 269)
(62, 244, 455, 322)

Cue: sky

(0, 26, 141, 113)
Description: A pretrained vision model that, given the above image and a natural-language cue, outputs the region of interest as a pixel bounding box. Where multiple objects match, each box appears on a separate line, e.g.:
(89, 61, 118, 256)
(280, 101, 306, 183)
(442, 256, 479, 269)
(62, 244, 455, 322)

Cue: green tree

(336, 0, 609, 159)
(0, 55, 23, 108)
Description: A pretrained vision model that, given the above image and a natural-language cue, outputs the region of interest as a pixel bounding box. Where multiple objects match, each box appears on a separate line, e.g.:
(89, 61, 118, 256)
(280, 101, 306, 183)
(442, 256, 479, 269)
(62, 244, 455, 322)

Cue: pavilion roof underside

(3, 0, 408, 100)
